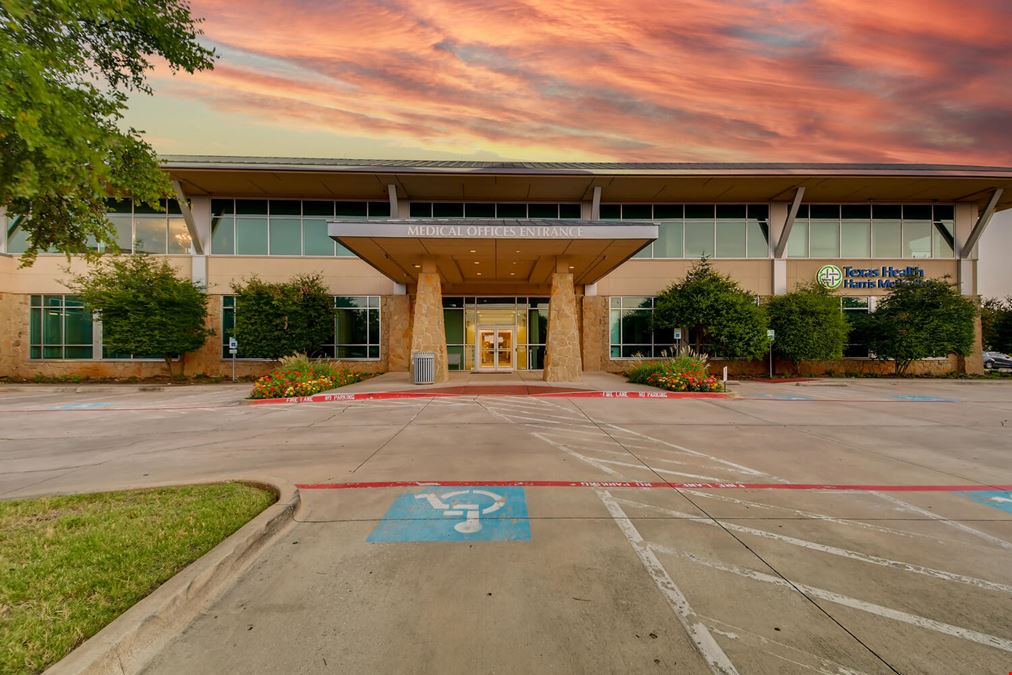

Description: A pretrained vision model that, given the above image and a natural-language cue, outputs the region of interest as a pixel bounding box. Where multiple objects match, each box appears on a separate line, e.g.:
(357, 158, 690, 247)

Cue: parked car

(983, 351, 1012, 370)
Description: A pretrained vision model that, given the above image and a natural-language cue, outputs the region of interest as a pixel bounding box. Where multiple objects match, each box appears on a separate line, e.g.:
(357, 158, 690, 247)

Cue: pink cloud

(147, 0, 1012, 163)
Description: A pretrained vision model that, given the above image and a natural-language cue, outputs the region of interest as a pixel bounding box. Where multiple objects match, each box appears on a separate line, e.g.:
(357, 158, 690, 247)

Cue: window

(222, 295, 382, 360)
(786, 204, 954, 259)
(608, 296, 675, 358)
(841, 297, 870, 358)
(209, 200, 390, 256)
(329, 296, 381, 359)
(408, 202, 582, 219)
(29, 295, 94, 359)
(600, 204, 769, 259)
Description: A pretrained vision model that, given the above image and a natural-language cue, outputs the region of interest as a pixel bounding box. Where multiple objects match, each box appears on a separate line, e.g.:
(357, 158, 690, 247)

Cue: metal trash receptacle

(412, 352, 435, 385)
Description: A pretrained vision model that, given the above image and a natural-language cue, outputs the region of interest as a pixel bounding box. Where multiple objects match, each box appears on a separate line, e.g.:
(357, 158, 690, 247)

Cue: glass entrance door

(476, 327, 514, 372)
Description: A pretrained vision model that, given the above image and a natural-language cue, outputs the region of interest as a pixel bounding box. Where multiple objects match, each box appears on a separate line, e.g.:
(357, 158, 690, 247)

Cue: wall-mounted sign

(816, 265, 843, 289)
(817, 264, 925, 290)
(329, 221, 658, 241)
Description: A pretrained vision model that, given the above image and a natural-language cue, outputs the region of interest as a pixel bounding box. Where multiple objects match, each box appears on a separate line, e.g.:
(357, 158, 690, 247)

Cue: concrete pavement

(1, 378, 1010, 673)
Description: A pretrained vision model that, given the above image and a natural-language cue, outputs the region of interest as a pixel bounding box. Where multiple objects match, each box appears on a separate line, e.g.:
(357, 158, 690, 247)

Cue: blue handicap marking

(368, 485, 531, 542)
(51, 402, 114, 410)
(959, 491, 1012, 514)
(893, 395, 951, 402)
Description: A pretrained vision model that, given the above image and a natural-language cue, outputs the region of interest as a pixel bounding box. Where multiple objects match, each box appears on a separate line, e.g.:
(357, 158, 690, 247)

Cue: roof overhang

(163, 155, 1012, 212)
(329, 219, 657, 292)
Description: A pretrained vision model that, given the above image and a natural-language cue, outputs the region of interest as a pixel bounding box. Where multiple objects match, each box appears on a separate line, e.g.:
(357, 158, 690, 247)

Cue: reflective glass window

(809, 205, 840, 258)
(684, 205, 715, 258)
(872, 205, 902, 257)
(134, 217, 167, 253)
(235, 217, 268, 255)
(211, 212, 234, 254)
(269, 216, 302, 255)
(167, 218, 193, 254)
(303, 219, 334, 256)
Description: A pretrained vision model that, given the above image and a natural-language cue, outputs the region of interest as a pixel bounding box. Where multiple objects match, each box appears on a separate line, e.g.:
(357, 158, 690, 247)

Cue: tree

(980, 297, 1012, 353)
(864, 278, 977, 375)
(1, 0, 215, 264)
(230, 275, 333, 360)
(654, 258, 769, 359)
(767, 283, 849, 374)
(71, 255, 212, 376)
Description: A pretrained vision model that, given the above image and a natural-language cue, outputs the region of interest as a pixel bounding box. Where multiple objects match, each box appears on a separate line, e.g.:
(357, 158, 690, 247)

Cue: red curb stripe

(249, 390, 731, 404)
(294, 480, 1012, 492)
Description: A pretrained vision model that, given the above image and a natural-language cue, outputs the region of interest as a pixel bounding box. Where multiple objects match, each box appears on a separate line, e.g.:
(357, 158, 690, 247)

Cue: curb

(246, 389, 732, 405)
(45, 480, 301, 675)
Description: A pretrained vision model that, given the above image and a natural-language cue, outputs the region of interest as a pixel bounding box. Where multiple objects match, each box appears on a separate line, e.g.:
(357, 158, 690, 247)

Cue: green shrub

(249, 354, 362, 399)
(231, 274, 332, 360)
(654, 258, 769, 359)
(864, 278, 976, 374)
(767, 282, 849, 374)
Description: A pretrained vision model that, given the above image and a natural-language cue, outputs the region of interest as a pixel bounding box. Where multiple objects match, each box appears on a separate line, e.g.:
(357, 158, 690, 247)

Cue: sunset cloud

(138, 0, 1012, 163)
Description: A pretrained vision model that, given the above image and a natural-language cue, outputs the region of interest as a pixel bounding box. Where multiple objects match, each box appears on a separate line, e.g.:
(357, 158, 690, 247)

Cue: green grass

(0, 483, 276, 674)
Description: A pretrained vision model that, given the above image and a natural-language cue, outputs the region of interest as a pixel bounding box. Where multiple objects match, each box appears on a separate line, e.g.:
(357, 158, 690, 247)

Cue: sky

(127, 0, 1012, 164)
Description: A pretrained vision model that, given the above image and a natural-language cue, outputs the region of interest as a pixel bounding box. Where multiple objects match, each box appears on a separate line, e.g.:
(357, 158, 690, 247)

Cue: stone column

(544, 266, 582, 382)
(410, 261, 449, 383)
(384, 294, 411, 372)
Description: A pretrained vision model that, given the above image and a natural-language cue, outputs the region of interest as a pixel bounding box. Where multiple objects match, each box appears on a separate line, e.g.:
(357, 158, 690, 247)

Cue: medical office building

(1, 158, 1010, 381)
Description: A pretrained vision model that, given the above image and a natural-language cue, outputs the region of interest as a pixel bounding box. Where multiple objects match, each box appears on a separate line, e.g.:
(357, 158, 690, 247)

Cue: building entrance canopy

(329, 219, 657, 293)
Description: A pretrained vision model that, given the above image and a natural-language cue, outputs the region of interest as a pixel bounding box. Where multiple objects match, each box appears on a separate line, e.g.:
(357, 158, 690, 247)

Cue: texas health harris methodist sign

(817, 264, 926, 290)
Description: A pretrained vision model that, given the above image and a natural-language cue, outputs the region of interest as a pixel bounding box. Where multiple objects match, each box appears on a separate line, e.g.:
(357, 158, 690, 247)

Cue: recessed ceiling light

(510, 272, 515, 276)
(469, 249, 476, 253)
(514, 250, 520, 254)
(412, 264, 420, 268)
(473, 261, 479, 265)
(512, 261, 517, 265)
(476, 272, 482, 276)
(568, 265, 575, 269)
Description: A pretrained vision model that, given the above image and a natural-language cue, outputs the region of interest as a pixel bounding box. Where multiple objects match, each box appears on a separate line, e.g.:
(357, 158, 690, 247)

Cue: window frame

(221, 294, 382, 361)
(208, 199, 390, 257)
(599, 203, 771, 260)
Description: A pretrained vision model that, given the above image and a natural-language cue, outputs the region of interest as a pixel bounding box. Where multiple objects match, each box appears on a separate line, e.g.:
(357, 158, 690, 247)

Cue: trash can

(412, 352, 435, 385)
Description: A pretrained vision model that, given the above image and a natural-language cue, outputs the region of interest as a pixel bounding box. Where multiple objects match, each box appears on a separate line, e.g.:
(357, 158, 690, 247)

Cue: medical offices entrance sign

(330, 220, 659, 241)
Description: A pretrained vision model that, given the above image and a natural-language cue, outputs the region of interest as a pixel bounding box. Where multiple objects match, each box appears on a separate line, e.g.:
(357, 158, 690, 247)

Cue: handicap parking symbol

(368, 486, 531, 542)
(959, 490, 1012, 514)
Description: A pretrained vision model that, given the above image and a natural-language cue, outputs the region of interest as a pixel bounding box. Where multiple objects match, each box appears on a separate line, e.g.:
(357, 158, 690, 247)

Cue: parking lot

(1, 379, 1010, 673)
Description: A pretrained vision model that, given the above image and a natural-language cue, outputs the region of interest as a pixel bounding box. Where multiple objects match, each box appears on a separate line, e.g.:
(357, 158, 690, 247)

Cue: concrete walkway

(337, 369, 662, 394)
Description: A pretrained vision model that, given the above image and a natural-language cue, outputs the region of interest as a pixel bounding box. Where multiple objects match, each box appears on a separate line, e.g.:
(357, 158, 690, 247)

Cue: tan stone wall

(409, 272, 449, 383)
(384, 295, 411, 372)
(597, 259, 771, 296)
(0, 255, 191, 294)
(205, 256, 392, 295)
(581, 295, 608, 371)
(544, 272, 582, 381)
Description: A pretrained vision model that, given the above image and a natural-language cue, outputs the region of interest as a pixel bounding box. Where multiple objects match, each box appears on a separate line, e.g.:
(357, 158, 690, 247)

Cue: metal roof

(160, 154, 1012, 178)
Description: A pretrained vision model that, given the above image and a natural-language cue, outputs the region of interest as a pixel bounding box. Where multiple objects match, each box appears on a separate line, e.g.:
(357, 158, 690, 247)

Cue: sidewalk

(338, 370, 661, 395)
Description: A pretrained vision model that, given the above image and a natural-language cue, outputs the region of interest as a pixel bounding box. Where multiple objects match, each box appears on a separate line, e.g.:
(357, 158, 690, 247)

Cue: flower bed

(249, 355, 362, 399)
(626, 353, 722, 393)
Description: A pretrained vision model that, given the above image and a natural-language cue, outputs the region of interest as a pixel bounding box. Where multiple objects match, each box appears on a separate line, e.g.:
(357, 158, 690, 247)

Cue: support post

(409, 258, 449, 383)
(773, 187, 805, 259)
(544, 259, 582, 382)
(960, 188, 1003, 258)
(172, 180, 203, 255)
(388, 184, 399, 219)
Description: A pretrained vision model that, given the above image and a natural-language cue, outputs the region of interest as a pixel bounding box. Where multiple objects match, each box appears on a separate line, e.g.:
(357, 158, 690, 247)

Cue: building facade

(2, 158, 1010, 381)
